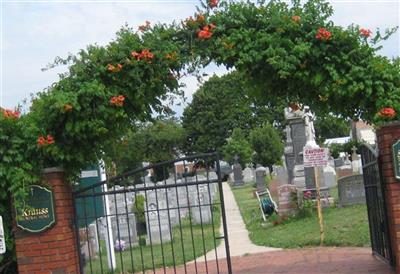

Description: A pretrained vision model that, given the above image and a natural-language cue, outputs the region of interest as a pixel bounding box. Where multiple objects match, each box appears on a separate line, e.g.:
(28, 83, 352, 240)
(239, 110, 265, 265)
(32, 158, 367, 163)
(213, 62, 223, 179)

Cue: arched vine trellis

(0, 0, 399, 269)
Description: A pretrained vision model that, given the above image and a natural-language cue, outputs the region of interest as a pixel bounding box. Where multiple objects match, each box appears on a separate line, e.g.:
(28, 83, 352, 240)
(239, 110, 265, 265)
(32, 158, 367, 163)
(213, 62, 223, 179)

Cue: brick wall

(15, 168, 80, 274)
(377, 121, 400, 272)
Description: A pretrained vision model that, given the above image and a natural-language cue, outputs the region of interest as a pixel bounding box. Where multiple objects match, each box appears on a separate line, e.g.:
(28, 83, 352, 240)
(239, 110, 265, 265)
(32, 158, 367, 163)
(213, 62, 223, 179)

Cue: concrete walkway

(196, 182, 279, 262)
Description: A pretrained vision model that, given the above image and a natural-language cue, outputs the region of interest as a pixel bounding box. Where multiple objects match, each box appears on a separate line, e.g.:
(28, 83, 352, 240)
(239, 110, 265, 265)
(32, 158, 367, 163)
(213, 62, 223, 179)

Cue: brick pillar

(377, 121, 400, 272)
(15, 167, 80, 274)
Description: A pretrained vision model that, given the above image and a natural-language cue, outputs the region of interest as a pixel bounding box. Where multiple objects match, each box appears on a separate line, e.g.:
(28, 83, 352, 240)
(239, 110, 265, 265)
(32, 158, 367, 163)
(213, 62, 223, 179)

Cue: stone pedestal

(293, 164, 306, 189)
(14, 168, 80, 274)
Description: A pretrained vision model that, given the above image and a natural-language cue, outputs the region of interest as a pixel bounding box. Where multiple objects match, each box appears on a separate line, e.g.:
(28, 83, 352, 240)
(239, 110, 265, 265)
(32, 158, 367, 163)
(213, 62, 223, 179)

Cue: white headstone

(145, 190, 171, 244)
(192, 184, 212, 224)
(243, 167, 254, 183)
(323, 165, 337, 188)
(0, 216, 5, 254)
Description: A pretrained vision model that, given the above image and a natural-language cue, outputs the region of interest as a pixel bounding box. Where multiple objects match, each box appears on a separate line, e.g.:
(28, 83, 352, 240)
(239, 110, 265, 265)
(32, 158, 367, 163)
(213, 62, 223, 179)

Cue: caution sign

(303, 148, 329, 167)
(0, 216, 5, 254)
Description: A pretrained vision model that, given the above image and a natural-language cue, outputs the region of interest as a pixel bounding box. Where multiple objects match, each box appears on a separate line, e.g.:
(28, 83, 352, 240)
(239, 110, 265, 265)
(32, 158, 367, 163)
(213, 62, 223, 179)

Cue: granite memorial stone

(233, 156, 244, 186)
(255, 166, 267, 192)
(338, 174, 366, 207)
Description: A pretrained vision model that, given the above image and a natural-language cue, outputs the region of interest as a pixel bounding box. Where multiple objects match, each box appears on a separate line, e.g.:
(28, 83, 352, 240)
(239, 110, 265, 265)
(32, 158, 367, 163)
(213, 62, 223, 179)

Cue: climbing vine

(7, 0, 398, 176)
(0, 0, 399, 268)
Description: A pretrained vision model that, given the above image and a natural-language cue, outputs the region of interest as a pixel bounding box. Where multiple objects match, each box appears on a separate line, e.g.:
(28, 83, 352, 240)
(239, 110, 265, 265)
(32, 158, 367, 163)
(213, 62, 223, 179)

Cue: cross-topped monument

(233, 155, 244, 186)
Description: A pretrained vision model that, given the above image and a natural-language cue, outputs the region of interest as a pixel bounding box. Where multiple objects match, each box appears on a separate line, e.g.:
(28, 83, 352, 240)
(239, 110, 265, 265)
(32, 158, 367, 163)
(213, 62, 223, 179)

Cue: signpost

(0, 216, 5, 254)
(75, 165, 105, 227)
(393, 140, 400, 180)
(303, 147, 329, 245)
(16, 185, 56, 233)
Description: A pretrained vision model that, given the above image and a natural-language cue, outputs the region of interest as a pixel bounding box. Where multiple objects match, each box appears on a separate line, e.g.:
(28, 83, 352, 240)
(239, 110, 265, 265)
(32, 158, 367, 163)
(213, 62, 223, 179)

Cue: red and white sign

(303, 148, 329, 167)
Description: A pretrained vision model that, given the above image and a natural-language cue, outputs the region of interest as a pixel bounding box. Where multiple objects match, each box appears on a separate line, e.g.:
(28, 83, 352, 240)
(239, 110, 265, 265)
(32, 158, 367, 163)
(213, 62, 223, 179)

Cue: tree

(314, 115, 350, 144)
(249, 124, 284, 174)
(182, 72, 285, 155)
(222, 128, 253, 167)
(120, 120, 185, 181)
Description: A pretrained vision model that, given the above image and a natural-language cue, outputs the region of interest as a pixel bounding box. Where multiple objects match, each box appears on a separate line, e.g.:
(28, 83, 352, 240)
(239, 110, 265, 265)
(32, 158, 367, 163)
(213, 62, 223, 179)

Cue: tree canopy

(182, 72, 285, 155)
(222, 128, 253, 167)
(314, 114, 350, 144)
(249, 123, 284, 172)
(108, 120, 185, 179)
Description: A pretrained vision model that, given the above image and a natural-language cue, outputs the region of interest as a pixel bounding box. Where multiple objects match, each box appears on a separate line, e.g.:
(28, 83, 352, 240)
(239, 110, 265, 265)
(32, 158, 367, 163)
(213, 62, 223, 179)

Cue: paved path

(154, 182, 393, 274)
(196, 182, 279, 262)
(158, 247, 394, 273)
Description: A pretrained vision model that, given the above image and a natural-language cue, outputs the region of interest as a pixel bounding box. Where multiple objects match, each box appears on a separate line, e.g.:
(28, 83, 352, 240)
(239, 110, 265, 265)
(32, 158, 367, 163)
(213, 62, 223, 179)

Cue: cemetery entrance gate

(73, 153, 232, 274)
(360, 144, 393, 265)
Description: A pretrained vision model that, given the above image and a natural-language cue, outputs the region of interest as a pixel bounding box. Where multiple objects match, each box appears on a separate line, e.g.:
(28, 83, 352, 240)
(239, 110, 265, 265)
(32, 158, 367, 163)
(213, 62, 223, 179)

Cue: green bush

(132, 195, 146, 224)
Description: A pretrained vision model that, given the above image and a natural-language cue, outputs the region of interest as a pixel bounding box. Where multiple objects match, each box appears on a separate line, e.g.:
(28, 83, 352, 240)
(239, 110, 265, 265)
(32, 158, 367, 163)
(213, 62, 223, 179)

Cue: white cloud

(1, 0, 399, 112)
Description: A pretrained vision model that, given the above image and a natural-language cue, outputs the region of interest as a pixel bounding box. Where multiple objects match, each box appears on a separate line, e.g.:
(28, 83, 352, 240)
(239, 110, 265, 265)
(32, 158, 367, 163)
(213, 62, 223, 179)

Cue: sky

(1, 0, 399, 117)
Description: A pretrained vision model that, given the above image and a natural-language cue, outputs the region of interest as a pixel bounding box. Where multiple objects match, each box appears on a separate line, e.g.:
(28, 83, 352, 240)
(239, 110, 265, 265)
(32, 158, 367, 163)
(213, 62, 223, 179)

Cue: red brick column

(15, 167, 80, 274)
(377, 121, 400, 272)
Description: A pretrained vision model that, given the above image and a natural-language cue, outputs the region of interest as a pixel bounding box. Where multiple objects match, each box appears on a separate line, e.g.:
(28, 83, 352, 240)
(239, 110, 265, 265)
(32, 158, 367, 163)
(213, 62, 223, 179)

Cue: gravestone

(284, 108, 316, 189)
(145, 190, 171, 244)
(111, 213, 138, 246)
(338, 174, 366, 207)
(232, 156, 244, 186)
(351, 146, 361, 174)
(192, 184, 212, 224)
(243, 167, 254, 183)
(344, 152, 351, 165)
(334, 158, 345, 168)
(88, 223, 100, 254)
(277, 184, 298, 216)
(79, 225, 99, 260)
(255, 166, 267, 192)
(176, 181, 190, 218)
(323, 165, 337, 188)
(284, 125, 295, 184)
(328, 156, 335, 168)
(276, 166, 289, 187)
(165, 189, 179, 226)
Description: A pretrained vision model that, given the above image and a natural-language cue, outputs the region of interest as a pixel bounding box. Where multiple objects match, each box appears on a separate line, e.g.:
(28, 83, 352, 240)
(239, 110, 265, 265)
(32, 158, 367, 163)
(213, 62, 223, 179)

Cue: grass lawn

(84, 208, 221, 273)
(231, 184, 370, 248)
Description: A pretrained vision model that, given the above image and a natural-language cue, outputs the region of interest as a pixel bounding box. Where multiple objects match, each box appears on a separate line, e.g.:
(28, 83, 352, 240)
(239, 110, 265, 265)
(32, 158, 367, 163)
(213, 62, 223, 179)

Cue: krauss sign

(16, 185, 55, 233)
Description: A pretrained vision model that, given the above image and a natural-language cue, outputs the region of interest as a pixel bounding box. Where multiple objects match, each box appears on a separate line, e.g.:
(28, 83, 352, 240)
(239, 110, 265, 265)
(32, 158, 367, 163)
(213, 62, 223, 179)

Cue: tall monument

(284, 105, 317, 189)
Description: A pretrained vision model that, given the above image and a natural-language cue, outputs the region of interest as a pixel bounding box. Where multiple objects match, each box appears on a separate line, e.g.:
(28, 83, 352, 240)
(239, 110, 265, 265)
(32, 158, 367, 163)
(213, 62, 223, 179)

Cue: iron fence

(360, 144, 393, 266)
(73, 153, 232, 274)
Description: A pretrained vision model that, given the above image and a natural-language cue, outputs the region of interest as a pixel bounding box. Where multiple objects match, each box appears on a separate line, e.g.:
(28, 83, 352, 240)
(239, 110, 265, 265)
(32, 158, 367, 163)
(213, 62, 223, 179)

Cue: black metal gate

(73, 153, 232, 274)
(360, 144, 393, 265)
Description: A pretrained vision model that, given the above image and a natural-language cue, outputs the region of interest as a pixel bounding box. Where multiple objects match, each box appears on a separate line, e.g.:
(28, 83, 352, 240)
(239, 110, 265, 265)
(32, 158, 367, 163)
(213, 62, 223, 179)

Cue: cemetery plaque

(0, 216, 5, 254)
(393, 140, 400, 180)
(16, 185, 55, 233)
